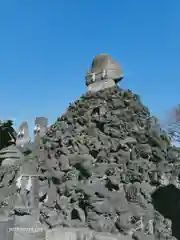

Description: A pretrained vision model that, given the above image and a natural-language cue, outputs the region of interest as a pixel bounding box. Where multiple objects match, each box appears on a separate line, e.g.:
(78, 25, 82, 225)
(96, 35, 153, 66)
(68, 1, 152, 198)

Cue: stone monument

(85, 53, 124, 92)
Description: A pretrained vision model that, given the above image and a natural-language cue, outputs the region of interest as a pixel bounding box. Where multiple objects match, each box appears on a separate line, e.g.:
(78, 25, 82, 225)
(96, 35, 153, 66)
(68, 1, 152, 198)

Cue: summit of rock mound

(85, 54, 124, 92)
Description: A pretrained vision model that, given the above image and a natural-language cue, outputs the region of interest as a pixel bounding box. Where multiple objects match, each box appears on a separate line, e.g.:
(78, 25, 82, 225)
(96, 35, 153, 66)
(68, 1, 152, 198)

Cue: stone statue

(85, 53, 124, 92)
(16, 121, 31, 147)
(34, 117, 48, 140)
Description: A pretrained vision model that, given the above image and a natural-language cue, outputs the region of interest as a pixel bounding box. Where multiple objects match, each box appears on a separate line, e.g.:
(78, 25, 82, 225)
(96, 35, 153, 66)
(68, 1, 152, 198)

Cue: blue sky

(0, 0, 180, 132)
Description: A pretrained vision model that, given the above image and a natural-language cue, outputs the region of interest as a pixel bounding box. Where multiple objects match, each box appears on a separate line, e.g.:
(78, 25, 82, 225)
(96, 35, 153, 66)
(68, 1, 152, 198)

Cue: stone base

(87, 79, 116, 92)
(13, 215, 45, 240)
(0, 217, 14, 240)
(46, 227, 132, 240)
(0, 219, 133, 240)
(13, 229, 45, 240)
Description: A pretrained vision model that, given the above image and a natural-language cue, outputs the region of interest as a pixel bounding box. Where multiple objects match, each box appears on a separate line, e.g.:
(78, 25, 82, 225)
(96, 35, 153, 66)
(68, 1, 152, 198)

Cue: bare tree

(166, 104, 180, 142)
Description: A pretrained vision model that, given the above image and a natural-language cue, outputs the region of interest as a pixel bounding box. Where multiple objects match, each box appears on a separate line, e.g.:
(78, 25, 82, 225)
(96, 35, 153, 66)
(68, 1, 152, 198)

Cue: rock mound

(38, 86, 179, 239)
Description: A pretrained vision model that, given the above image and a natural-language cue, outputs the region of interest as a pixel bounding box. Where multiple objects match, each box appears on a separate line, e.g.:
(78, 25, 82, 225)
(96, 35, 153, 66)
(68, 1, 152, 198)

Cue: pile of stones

(0, 54, 180, 240)
(38, 86, 180, 240)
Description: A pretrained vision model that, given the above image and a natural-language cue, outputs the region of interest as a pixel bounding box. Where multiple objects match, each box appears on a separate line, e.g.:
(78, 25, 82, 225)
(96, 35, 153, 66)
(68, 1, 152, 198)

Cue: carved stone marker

(16, 121, 31, 147)
(14, 117, 48, 212)
(85, 53, 124, 92)
(34, 117, 48, 140)
(13, 118, 47, 239)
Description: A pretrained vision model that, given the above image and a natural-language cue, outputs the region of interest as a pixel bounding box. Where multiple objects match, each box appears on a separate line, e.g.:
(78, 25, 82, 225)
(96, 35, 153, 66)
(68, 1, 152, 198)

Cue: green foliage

(0, 120, 13, 124)
(0, 120, 14, 131)
(0, 120, 15, 150)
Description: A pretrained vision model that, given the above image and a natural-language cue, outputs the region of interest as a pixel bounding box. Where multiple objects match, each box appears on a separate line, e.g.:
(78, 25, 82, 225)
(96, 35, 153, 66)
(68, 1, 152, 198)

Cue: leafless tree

(166, 105, 180, 142)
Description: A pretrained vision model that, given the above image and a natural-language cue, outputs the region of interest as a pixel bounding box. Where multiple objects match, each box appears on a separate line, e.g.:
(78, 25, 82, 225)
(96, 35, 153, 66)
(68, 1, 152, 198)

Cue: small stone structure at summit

(85, 54, 124, 92)
(0, 54, 180, 240)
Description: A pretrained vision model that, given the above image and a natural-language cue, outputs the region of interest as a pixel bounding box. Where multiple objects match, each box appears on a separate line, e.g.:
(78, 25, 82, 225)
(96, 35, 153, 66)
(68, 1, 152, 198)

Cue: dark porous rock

(2, 86, 180, 239)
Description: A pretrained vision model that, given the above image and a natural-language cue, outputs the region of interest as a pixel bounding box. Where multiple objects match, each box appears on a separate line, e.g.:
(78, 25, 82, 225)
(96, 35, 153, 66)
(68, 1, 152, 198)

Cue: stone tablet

(85, 54, 124, 92)
(16, 121, 31, 147)
(34, 117, 48, 140)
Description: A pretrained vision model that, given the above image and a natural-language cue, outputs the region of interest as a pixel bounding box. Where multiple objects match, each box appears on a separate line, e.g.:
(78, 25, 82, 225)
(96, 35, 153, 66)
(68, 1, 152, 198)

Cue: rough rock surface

(38, 86, 179, 239)
(1, 86, 180, 240)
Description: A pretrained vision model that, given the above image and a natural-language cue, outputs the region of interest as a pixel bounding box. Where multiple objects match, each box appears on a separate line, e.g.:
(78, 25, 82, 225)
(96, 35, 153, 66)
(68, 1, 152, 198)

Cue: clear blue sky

(0, 1, 180, 131)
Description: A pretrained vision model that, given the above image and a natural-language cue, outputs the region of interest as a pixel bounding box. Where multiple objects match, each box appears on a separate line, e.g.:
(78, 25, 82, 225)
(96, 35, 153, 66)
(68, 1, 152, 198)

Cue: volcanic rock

(38, 86, 179, 239)
(1, 85, 180, 240)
